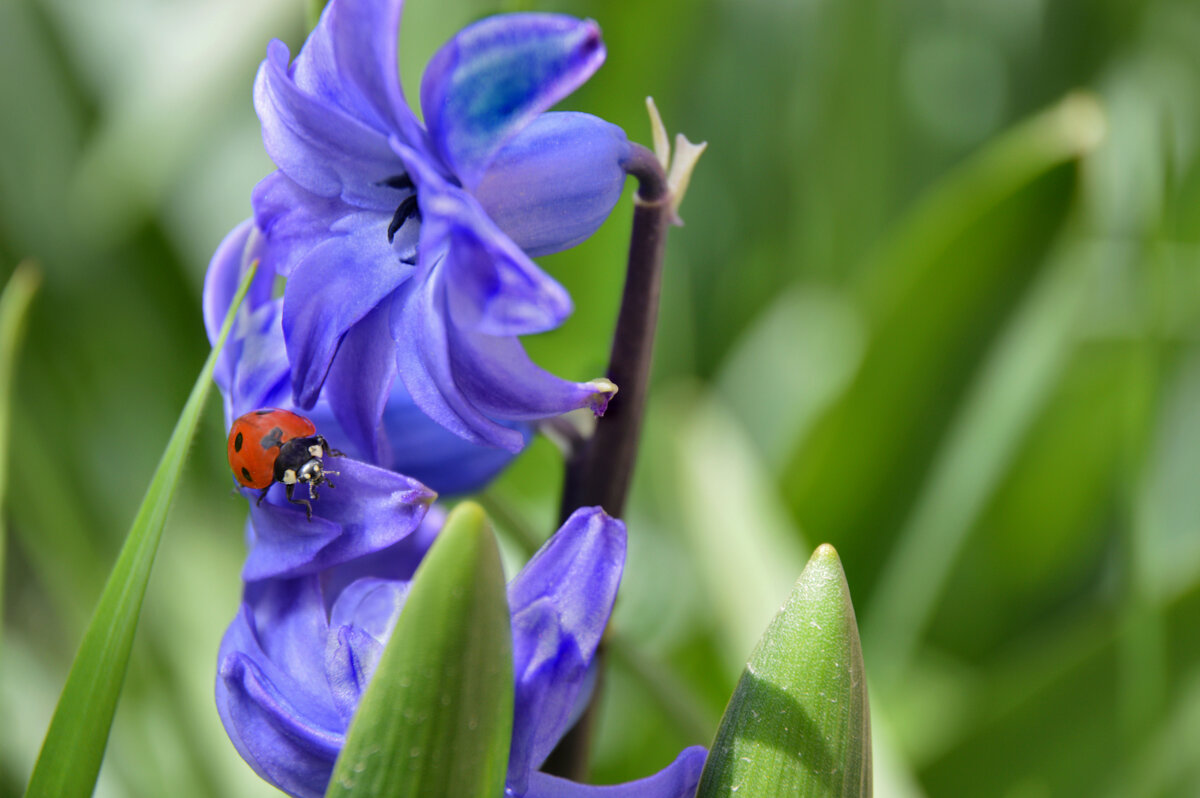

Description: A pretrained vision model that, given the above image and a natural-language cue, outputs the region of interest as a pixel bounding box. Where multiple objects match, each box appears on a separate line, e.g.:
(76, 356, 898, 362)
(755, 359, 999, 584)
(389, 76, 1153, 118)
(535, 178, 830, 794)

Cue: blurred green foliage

(2, 0, 1199, 795)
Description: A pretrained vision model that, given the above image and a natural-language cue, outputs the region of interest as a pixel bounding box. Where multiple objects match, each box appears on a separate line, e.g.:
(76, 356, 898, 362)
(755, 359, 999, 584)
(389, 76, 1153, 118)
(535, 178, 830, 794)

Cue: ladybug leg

(317, 435, 344, 458)
(286, 483, 314, 521)
(256, 486, 270, 506)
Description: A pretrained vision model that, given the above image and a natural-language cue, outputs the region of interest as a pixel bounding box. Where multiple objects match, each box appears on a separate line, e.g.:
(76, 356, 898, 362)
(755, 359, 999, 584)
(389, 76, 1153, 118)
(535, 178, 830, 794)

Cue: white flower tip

(587, 377, 619, 416)
(646, 97, 671, 170)
(668, 134, 707, 219)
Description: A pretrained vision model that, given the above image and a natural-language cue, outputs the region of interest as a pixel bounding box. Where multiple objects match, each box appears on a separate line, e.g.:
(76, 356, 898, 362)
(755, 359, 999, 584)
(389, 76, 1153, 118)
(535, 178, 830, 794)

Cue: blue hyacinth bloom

(249, 0, 627, 463)
(204, 220, 530, 496)
(215, 507, 707, 798)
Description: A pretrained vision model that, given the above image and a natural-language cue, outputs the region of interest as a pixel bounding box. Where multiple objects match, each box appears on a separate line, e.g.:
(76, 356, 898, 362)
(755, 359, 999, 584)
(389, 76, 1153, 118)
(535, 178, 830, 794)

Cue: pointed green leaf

(0, 261, 40, 651)
(23, 261, 257, 798)
(327, 501, 513, 798)
(698, 544, 871, 798)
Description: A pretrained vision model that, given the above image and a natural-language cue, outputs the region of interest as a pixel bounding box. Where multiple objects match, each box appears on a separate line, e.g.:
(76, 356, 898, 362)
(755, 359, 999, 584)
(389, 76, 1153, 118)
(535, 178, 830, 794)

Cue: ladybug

(227, 408, 343, 520)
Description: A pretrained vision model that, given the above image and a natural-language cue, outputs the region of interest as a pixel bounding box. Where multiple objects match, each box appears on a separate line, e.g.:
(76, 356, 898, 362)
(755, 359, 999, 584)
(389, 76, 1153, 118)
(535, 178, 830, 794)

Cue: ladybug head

(275, 437, 337, 496)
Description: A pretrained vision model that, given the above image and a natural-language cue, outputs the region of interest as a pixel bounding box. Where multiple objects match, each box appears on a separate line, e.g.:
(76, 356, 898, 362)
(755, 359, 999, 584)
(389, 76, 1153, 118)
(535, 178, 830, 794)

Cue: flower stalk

(558, 141, 670, 523)
(551, 101, 705, 780)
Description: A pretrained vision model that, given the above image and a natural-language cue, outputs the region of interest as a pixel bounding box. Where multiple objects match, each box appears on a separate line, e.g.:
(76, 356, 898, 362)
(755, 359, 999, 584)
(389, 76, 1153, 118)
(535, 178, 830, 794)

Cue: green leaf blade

(327, 501, 514, 798)
(0, 260, 41, 650)
(698, 544, 871, 798)
(23, 261, 257, 798)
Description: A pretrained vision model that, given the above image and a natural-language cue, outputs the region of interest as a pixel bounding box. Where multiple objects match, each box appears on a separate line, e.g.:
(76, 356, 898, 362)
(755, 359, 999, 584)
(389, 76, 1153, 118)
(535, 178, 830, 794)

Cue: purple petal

(242, 458, 434, 581)
(203, 221, 283, 423)
(216, 578, 343, 798)
(228, 300, 293, 421)
(320, 504, 444, 599)
(523, 746, 708, 798)
(323, 576, 408, 722)
(447, 322, 617, 421)
(217, 653, 341, 798)
(255, 39, 404, 208)
(427, 188, 574, 337)
(290, 0, 427, 151)
(421, 13, 605, 190)
(475, 112, 629, 257)
(281, 213, 414, 408)
(507, 509, 626, 780)
(392, 273, 528, 451)
(324, 625, 382, 726)
(323, 300, 398, 465)
(381, 382, 529, 495)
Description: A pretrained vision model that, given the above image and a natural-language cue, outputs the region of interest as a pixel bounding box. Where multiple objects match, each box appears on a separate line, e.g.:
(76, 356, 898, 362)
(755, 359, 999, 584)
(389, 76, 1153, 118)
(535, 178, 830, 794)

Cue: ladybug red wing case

(227, 408, 317, 488)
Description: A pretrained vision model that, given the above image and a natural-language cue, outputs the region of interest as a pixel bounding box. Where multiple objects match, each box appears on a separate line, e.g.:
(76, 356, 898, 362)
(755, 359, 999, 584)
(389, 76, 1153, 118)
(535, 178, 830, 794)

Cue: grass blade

(23, 261, 257, 798)
(327, 501, 514, 798)
(0, 261, 41, 653)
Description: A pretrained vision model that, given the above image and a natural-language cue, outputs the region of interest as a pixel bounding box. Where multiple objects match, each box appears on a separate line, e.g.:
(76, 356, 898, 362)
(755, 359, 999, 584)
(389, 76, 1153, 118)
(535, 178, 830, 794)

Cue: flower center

(380, 174, 420, 244)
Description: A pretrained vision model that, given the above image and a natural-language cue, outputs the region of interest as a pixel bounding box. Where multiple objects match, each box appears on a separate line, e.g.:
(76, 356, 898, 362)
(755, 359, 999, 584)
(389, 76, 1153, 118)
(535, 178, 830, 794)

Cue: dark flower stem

(558, 143, 670, 522)
(545, 143, 671, 780)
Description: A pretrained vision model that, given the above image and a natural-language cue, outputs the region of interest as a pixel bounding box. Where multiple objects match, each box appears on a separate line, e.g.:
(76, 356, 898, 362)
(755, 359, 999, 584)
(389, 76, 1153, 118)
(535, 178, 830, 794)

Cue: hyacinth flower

(248, 0, 628, 465)
(216, 506, 708, 798)
(204, 218, 526, 497)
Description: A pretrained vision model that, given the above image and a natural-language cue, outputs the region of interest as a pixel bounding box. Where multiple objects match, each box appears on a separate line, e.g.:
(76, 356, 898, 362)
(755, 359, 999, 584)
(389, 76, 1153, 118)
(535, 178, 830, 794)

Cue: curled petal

(324, 577, 408, 722)
(448, 322, 618, 421)
(323, 300, 398, 465)
(476, 112, 630, 257)
(242, 458, 434, 581)
(392, 274, 528, 452)
(523, 746, 709, 798)
(421, 13, 606, 189)
(507, 508, 626, 779)
(255, 39, 402, 208)
(281, 212, 414, 408)
(291, 0, 427, 150)
(216, 578, 343, 798)
(203, 221, 282, 423)
(217, 653, 341, 798)
(228, 300, 293, 421)
(430, 191, 574, 337)
(395, 135, 574, 337)
(325, 624, 383, 726)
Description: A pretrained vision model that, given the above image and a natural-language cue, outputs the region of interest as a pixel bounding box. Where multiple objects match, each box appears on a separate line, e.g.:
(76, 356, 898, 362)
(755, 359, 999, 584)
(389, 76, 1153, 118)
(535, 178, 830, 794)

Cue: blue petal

(475, 112, 629, 257)
(216, 578, 343, 798)
(228, 300, 293, 421)
(392, 273, 528, 452)
(522, 746, 708, 798)
(381, 382, 529, 495)
(291, 0, 427, 151)
(255, 39, 403, 208)
(324, 624, 382, 726)
(281, 211, 414, 408)
(395, 137, 574, 337)
(421, 13, 606, 190)
(203, 221, 277, 414)
(242, 458, 434, 581)
(447, 322, 617, 421)
(323, 300, 398, 465)
(507, 509, 626, 783)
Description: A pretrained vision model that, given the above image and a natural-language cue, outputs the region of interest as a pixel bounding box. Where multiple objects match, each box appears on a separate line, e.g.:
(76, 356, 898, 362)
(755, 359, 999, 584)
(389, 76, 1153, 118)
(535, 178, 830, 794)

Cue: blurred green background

(3, 0, 1200, 795)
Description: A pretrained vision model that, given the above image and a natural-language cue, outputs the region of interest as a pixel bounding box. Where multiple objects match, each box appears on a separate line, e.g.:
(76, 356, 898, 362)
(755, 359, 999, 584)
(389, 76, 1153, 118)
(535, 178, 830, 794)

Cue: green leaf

(0, 261, 40, 650)
(697, 544, 871, 798)
(23, 261, 257, 798)
(327, 501, 514, 798)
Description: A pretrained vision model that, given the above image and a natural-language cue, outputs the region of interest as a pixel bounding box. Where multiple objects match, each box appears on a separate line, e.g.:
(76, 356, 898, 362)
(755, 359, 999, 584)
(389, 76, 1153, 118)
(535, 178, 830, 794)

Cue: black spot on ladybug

(241, 467, 252, 482)
(260, 427, 284, 450)
(255, 409, 272, 415)
(234, 432, 244, 452)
